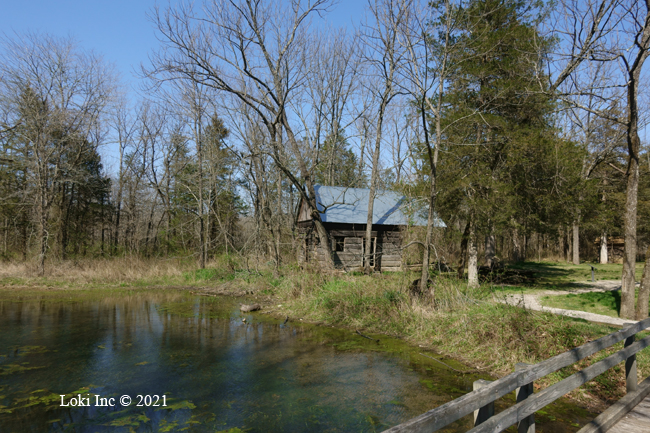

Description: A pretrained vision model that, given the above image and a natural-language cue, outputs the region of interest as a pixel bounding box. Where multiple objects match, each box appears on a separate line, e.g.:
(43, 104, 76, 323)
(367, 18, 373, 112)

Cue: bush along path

(498, 280, 636, 326)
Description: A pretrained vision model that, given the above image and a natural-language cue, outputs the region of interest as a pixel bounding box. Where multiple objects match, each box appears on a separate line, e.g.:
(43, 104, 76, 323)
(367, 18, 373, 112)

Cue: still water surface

(0, 290, 593, 432)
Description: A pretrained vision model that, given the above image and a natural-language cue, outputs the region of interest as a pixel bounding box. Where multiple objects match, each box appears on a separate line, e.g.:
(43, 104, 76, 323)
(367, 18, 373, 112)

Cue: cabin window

(334, 237, 345, 252)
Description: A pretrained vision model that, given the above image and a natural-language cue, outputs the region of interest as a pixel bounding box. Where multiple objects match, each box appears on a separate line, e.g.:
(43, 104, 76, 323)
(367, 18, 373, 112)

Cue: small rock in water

(240, 303, 261, 312)
(242, 318, 247, 322)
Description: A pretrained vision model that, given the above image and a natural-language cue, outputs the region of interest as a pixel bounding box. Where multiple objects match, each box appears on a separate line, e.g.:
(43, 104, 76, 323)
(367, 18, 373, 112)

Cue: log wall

(298, 222, 403, 271)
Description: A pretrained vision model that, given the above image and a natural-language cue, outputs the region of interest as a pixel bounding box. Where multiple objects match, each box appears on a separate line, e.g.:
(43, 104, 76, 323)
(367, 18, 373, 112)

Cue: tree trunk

(621, 153, 639, 319)
(39, 188, 47, 276)
(572, 219, 580, 265)
(485, 233, 495, 267)
(275, 171, 282, 271)
(523, 232, 528, 262)
(114, 150, 124, 254)
(468, 220, 478, 288)
(197, 116, 206, 269)
(512, 224, 521, 262)
(364, 106, 386, 271)
(419, 92, 441, 294)
(364, 172, 378, 270)
(22, 211, 27, 261)
(636, 244, 650, 320)
(144, 202, 155, 257)
(100, 194, 105, 256)
(420, 189, 436, 290)
(621, 11, 650, 319)
(289, 184, 297, 258)
(3, 216, 7, 256)
(358, 120, 367, 184)
(600, 232, 608, 264)
(457, 219, 471, 280)
(566, 226, 573, 263)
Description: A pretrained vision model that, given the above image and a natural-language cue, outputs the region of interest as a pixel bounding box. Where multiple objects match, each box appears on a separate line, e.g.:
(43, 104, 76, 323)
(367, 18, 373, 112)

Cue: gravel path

(497, 280, 637, 327)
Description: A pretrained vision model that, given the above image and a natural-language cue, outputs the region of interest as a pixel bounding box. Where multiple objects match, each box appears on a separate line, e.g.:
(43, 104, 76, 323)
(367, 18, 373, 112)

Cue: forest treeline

(1, 0, 650, 318)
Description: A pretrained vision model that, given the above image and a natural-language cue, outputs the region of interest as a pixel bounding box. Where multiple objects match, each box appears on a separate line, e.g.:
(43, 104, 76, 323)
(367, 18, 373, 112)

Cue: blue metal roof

(313, 185, 446, 227)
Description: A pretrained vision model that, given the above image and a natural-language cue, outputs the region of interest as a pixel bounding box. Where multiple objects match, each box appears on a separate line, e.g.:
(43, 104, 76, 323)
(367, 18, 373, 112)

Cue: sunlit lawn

(489, 261, 646, 316)
(486, 261, 642, 293)
(541, 291, 622, 318)
(509, 261, 642, 288)
(540, 290, 650, 319)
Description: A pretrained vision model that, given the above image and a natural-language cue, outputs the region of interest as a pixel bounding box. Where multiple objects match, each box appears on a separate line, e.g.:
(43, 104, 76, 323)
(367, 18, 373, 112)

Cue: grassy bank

(254, 269, 647, 408)
(1, 257, 647, 410)
(177, 262, 650, 408)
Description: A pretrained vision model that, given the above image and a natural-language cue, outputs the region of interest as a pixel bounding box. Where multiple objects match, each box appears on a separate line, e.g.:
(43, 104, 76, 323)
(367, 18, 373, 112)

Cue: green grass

(493, 261, 649, 318)
(508, 261, 642, 289)
(542, 292, 622, 317)
(481, 261, 643, 298)
(541, 290, 650, 319)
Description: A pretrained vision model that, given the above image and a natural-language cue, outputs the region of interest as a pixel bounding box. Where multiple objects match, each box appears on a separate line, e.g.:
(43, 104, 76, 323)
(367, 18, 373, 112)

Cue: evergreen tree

(435, 0, 557, 280)
(313, 130, 363, 187)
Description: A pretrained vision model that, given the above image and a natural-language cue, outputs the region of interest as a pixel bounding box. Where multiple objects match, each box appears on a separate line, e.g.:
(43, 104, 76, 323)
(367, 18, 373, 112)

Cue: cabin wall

(381, 230, 401, 271)
(298, 222, 402, 271)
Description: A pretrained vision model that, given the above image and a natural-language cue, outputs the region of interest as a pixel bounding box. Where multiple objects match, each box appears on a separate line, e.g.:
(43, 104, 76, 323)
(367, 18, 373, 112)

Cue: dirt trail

(497, 280, 636, 327)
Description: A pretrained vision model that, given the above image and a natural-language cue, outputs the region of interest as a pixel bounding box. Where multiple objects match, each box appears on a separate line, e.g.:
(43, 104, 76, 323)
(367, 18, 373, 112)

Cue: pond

(0, 289, 595, 432)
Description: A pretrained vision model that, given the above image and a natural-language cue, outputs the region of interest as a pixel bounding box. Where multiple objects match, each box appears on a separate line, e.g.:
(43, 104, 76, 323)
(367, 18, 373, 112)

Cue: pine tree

(436, 0, 555, 282)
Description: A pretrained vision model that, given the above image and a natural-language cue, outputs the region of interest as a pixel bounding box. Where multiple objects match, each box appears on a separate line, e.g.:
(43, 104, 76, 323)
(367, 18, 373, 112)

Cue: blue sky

(0, 0, 366, 91)
(1, 0, 163, 86)
(0, 1, 368, 170)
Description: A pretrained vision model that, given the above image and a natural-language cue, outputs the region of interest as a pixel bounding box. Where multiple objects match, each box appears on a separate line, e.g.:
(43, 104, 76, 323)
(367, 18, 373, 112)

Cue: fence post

(623, 322, 637, 393)
(473, 379, 494, 426)
(515, 363, 535, 433)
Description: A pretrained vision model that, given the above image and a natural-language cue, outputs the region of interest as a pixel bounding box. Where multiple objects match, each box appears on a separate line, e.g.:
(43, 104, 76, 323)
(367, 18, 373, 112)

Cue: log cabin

(296, 185, 446, 271)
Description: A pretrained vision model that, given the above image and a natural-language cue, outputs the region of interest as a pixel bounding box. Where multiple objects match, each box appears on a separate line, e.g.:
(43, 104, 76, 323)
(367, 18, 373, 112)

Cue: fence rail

(383, 317, 650, 433)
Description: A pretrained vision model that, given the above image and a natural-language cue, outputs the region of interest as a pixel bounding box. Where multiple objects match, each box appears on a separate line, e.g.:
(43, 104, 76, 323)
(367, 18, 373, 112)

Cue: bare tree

(0, 33, 115, 274)
(361, 0, 407, 271)
(108, 96, 138, 254)
(562, 74, 626, 266)
(395, 0, 469, 290)
(147, 0, 338, 266)
(543, 0, 650, 319)
(298, 27, 363, 187)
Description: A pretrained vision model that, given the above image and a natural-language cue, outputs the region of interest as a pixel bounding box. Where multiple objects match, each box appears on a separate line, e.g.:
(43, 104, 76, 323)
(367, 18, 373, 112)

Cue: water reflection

(0, 291, 590, 432)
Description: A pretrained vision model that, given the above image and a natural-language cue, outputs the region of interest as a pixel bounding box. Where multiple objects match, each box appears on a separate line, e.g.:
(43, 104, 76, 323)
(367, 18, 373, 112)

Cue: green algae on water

(0, 363, 46, 376)
(0, 289, 598, 432)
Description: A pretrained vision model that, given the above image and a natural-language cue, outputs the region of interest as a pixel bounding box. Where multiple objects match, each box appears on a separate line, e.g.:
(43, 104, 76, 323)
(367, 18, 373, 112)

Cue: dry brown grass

(0, 256, 193, 285)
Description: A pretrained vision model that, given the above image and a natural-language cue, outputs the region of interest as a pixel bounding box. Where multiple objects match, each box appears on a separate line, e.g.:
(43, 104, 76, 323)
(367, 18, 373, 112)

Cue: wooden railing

(383, 317, 650, 433)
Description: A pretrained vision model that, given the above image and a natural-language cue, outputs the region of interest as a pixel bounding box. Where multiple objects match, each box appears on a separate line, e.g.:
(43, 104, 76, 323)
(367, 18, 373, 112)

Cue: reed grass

(0, 256, 192, 286)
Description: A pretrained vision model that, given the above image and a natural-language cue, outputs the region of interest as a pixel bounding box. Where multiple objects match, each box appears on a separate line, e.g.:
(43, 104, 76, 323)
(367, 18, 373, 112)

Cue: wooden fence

(383, 317, 650, 433)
